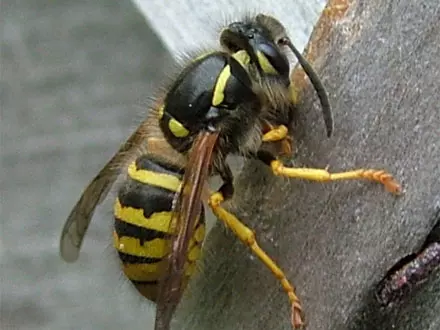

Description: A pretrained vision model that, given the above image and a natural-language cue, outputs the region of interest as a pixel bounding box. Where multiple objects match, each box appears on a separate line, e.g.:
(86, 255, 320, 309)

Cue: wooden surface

(164, 1, 440, 329)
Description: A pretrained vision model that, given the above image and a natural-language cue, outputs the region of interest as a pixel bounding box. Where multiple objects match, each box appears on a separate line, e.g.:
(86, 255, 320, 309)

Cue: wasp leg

(257, 150, 402, 194)
(261, 122, 294, 157)
(208, 187, 304, 329)
(262, 124, 289, 142)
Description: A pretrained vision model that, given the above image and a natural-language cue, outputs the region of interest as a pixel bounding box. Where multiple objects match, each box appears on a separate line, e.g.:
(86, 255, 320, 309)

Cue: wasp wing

(59, 116, 155, 262)
(154, 131, 219, 330)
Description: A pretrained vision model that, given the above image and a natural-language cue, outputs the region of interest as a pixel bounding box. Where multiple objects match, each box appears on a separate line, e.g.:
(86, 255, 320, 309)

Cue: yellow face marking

(114, 199, 173, 233)
(168, 118, 190, 137)
(127, 162, 181, 192)
(257, 51, 278, 75)
(232, 50, 251, 67)
(122, 262, 166, 282)
(212, 65, 231, 106)
(114, 235, 170, 259)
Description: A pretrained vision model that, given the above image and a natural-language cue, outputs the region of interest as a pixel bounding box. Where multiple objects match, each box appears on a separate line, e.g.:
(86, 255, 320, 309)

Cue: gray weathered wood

(163, 1, 439, 329)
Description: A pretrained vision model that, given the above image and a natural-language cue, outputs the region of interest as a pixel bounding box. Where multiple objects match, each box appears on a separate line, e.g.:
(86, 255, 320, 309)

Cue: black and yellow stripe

(158, 51, 255, 154)
(113, 154, 205, 301)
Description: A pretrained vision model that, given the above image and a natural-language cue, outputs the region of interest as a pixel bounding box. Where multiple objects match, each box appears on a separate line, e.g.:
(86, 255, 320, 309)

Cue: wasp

(59, 14, 402, 330)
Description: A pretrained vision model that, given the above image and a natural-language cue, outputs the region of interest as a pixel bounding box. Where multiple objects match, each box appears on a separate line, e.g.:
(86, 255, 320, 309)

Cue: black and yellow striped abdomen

(113, 154, 205, 301)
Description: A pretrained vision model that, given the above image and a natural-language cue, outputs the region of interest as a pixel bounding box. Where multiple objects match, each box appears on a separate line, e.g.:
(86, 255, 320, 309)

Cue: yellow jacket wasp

(59, 14, 401, 329)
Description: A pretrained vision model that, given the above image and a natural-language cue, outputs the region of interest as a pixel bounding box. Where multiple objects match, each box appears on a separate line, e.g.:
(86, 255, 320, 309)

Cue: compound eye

(257, 42, 290, 80)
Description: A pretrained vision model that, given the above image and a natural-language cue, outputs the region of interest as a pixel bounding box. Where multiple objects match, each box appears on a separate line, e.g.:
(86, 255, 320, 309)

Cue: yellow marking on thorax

(212, 51, 250, 106)
(168, 118, 190, 137)
(212, 65, 231, 106)
(114, 199, 173, 233)
(127, 162, 181, 192)
(113, 234, 170, 259)
(257, 51, 278, 75)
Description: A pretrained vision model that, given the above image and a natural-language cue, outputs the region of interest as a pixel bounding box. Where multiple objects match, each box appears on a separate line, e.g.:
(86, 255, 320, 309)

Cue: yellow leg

(208, 192, 304, 329)
(270, 160, 402, 194)
(262, 124, 288, 142)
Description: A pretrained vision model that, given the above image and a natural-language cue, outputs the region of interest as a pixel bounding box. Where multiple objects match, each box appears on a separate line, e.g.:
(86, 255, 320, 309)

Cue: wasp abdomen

(113, 154, 205, 301)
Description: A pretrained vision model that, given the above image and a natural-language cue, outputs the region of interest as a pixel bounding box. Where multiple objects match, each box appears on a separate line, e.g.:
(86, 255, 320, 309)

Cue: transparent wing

(59, 117, 154, 262)
(154, 131, 219, 330)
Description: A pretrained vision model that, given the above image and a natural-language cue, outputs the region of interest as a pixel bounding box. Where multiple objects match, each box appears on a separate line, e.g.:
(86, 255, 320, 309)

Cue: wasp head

(221, 14, 334, 138)
(220, 14, 291, 85)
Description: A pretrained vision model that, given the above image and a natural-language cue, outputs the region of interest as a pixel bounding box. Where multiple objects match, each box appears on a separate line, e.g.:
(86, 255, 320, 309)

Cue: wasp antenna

(286, 40, 334, 138)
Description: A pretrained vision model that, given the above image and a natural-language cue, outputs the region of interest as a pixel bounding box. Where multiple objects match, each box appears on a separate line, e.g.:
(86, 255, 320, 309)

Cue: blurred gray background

(1, 1, 324, 329)
(1, 1, 171, 329)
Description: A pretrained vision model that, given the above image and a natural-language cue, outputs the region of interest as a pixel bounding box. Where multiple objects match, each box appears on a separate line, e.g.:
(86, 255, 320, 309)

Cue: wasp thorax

(158, 51, 261, 153)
